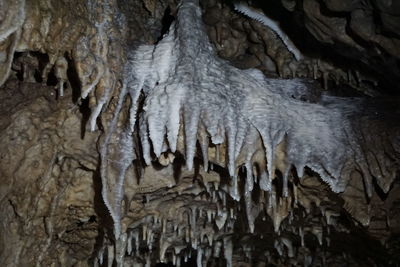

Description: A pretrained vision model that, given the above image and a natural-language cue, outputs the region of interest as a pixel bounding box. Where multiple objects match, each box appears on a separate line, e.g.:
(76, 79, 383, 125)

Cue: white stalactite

(233, 1, 302, 61)
(91, 0, 400, 262)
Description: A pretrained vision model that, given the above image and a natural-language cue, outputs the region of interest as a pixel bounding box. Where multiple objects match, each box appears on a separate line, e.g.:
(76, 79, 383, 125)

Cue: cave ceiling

(0, 0, 400, 266)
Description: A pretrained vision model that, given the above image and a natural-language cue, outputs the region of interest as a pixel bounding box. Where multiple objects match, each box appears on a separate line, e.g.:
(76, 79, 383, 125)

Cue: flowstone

(94, 0, 400, 265)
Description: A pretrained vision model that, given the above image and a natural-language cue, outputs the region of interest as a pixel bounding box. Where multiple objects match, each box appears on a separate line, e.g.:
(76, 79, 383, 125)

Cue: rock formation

(0, 0, 399, 266)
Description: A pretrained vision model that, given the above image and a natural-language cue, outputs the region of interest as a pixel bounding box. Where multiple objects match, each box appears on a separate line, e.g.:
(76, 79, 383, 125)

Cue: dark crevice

(90, 163, 115, 262)
(80, 97, 91, 139)
(64, 52, 91, 138)
(46, 67, 58, 87)
(65, 52, 82, 103)
(156, 7, 176, 43)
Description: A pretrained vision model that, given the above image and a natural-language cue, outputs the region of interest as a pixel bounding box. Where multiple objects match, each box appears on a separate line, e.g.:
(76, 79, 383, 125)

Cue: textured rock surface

(0, 80, 100, 265)
(0, 0, 399, 266)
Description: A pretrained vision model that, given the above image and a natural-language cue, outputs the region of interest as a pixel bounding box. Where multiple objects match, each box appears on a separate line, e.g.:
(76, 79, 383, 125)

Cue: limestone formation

(0, 0, 400, 266)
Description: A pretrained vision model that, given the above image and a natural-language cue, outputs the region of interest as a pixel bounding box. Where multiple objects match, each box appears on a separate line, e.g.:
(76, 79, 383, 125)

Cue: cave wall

(0, 0, 400, 266)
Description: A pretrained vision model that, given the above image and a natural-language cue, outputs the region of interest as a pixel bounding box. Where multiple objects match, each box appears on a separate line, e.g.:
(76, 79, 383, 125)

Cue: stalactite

(233, 1, 302, 61)
(78, 0, 400, 265)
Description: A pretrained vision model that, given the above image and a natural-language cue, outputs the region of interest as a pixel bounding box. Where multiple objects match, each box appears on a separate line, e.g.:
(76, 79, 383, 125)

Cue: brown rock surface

(0, 0, 400, 266)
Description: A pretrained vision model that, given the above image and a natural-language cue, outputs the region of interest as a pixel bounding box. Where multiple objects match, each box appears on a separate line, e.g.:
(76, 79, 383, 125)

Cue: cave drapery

(0, 0, 400, 266)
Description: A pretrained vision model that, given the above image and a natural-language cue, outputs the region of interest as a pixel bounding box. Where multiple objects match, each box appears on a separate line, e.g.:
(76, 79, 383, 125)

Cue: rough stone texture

(0, 79, 100, 265)
(0, 0, 399, 266)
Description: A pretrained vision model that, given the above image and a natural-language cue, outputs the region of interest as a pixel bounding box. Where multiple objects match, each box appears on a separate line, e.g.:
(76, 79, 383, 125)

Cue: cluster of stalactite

(90, 0, 399, 266)
(0, 0, 400, 266)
